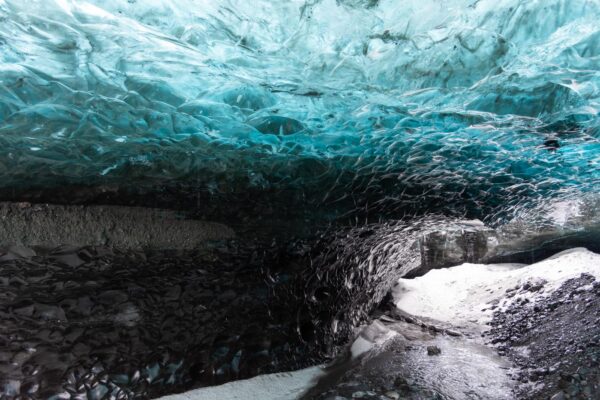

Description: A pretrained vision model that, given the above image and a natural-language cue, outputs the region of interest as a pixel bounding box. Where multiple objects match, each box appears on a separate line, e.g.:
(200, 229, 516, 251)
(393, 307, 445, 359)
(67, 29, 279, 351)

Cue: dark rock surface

(0, 243, 313, 399)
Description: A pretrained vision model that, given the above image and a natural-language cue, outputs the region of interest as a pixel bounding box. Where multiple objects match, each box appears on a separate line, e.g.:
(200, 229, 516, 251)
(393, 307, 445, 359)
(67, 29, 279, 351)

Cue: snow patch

(157, 366, 324, 400)
(393, 248, 600, 329)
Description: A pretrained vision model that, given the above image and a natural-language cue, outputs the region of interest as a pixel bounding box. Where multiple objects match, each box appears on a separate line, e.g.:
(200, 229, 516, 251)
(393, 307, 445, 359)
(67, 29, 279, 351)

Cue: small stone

(384, 391, 400, 400)
(427, 345, 441, 356)
(445, 329, 461, 337)
(393, 377, 408, 388)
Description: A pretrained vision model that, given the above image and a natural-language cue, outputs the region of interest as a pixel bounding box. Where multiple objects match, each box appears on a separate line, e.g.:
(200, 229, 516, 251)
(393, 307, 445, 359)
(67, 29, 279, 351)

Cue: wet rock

(393, 376, 408, 389)
(426, 345, 441, 356)
(445, 329, 461, 337)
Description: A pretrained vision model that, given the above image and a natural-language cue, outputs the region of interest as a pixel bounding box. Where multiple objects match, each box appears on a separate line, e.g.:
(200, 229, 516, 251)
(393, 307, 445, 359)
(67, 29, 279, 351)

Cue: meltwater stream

(0, 0, 599, 399)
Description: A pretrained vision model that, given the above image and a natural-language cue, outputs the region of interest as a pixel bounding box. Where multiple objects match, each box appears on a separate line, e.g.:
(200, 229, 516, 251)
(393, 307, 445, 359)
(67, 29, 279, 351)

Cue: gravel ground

(486, 273, 600, 399)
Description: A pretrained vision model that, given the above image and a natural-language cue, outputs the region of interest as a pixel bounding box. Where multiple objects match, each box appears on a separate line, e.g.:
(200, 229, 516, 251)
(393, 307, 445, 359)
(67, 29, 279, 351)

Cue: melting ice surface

(0, 0, 599, 224)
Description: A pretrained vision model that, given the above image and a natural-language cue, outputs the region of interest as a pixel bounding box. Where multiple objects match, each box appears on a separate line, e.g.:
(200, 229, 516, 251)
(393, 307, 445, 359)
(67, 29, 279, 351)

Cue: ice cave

(0, 0, 599, 399)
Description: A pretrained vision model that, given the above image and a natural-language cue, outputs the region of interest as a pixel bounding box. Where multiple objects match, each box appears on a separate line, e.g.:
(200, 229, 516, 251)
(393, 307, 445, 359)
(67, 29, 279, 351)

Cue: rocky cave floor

(306, 274, 600, 400)
(487, 274, 600, 400)
(2, 242, 600, 399)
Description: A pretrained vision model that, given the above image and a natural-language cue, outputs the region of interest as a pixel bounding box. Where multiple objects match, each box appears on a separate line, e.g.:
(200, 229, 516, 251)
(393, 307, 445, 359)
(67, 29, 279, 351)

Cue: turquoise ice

(0, 0, 598, 224)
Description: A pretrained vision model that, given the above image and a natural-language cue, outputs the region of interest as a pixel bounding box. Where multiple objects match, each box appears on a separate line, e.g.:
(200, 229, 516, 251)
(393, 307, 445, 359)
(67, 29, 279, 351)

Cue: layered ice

(0, 0, 599, 223)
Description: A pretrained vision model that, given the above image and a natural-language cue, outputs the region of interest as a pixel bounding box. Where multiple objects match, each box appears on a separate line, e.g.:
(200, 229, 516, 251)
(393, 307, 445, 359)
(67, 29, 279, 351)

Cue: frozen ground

(393, 247, 600, 330)
(158, 366, 324, 400)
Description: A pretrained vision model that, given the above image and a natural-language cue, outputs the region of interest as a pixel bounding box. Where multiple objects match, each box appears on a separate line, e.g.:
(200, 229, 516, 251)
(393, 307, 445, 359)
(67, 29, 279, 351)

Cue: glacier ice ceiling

(0, 0, 599, 227)
(1, 1, 600, 399)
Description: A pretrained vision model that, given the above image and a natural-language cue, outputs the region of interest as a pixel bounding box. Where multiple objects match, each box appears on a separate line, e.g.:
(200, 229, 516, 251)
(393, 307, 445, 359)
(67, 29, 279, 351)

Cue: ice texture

(0, 0, 599, 223)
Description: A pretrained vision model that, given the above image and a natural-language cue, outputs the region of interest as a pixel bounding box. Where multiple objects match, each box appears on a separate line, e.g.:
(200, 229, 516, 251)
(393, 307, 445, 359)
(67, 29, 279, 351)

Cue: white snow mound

(393, 248, 600, 329)
(157, 366, 324, 400)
